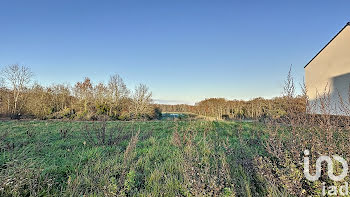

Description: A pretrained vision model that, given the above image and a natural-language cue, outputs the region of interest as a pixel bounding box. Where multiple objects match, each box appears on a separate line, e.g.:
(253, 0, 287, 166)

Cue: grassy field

(0, 120, 288, 196)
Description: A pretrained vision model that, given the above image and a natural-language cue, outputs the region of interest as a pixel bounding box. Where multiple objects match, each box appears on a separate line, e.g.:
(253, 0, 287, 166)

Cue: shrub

(118, 111, 131, 121)
(96, 103, 110, 115)
(75, 110, 93, 120)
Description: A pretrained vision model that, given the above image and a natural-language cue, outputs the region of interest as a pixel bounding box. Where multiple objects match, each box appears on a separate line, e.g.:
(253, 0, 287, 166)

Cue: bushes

(96, 103, 109, 115)
(49, 107, 76, 119)
(151, 106, 162, 120)
(27, 104, 162, 121)
(118, 111, 131, 121)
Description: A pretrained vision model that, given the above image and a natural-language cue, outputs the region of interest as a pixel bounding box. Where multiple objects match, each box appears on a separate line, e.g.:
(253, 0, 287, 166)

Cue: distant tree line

(157, 96, 306, 120)
(158, 67, 307, 120)
(0, 64, 161, 120)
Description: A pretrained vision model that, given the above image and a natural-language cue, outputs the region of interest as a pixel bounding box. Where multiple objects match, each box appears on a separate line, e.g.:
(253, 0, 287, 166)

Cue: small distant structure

(305, 22, 350, 115)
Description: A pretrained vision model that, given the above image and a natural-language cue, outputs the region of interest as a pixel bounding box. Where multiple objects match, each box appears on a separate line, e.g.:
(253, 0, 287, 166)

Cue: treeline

(159, 68, 307, 120)
(158, 96, 306, 120)
(0, 64, 161, 120)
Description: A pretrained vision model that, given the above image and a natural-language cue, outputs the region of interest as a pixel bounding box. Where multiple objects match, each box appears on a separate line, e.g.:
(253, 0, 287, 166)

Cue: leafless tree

(51, 84, 71, 110)
(1, 64, 33, 115)
(131, 84, 152, 118)
(283, 65, 295, 98)
(108, 74, 129, 103)
(94, 82, 109, 104)
(73, 77, 93, 112)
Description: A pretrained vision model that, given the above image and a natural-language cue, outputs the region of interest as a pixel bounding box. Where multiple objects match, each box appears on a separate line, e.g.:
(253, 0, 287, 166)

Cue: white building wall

(305, 24, 350, 115)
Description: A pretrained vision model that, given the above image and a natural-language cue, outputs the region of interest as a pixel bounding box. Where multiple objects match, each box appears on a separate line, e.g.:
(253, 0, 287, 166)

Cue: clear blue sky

(1, 0, 349, 104)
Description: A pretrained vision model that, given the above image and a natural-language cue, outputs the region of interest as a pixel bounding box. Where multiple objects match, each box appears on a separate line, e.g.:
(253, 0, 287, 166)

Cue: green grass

(0, 120, 288, 196)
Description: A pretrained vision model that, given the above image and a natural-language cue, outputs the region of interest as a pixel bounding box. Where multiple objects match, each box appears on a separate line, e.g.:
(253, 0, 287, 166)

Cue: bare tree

(73, 77, 93, 112)
(94, 82, 109, 104)
(51, 84, 71, 110)
(131, 84, 152, 118)
(1, 64, 33, 115)
(283, 65, 295, 98)
(107, 74, 130, 117)
(300, 78, 311, 114)
(108, 74, 129, 103)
